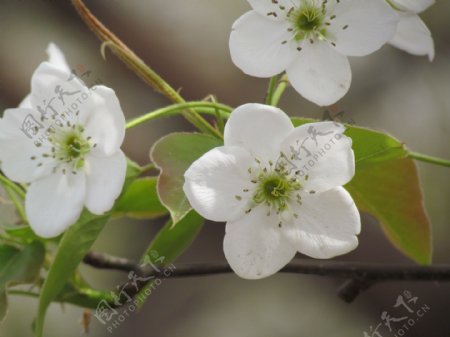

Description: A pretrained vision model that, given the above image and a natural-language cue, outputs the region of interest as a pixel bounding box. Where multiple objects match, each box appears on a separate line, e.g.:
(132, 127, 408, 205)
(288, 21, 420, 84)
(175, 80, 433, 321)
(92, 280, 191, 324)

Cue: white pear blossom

(388, 0, 435, 61)
(229, 0, 399, 106)
(183, 104, 360, 279)
(0, 44, 127, 238)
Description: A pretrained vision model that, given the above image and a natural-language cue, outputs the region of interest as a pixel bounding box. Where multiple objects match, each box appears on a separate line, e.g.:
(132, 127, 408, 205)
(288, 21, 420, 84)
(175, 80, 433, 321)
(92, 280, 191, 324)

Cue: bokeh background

(0, 0, 449, 336)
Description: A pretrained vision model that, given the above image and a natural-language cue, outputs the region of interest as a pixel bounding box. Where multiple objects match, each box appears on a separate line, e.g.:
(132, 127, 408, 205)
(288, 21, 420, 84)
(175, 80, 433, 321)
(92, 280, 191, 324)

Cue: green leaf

(135, 210, 204, 308)
(124, 158, 142, 186)
(113, 177, 167, 219)
(4, 226, 42, 244)
(150, 132, 223, 225)
(143, 210, 204, 265)
(34, 159, 142, 335)
(0, 242, 45, 322)
(35, 210, 110, 337)
(54, 282, 114, 309)
(346, 158, 432, 264)
(292, 118, 432, 264)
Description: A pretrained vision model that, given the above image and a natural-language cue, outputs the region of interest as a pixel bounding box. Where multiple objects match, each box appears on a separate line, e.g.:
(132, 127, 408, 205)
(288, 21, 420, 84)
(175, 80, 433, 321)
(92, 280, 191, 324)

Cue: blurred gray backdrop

(0, 0, 449, 336)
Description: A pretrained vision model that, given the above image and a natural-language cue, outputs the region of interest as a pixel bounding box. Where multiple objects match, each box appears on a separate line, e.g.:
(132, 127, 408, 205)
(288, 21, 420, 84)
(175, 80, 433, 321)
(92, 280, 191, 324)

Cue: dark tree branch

(83, 251, 450, 303)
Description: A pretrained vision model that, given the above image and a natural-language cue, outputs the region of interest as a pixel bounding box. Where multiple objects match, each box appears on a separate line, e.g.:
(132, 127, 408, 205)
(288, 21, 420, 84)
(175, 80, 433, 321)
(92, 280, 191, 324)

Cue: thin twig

(83, 251, 450, 303)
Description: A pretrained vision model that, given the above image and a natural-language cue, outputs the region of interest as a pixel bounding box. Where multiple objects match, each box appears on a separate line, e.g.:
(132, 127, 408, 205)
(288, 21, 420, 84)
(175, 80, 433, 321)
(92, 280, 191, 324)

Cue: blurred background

(0, 0, 449, 336)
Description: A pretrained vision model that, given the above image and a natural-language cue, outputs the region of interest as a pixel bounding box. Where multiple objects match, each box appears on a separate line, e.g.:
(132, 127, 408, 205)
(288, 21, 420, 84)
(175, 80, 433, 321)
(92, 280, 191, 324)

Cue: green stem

(207, 95, 225, 135)
(8, 290, 40, 298)
(265, 75, 279, 105)
(3, 186, 27, 224)
(386, 0, 403, 11)
(0, 175, 27, 224)
(126, 101, 232, 129)
(140, 163, 156, 174)
(0, 174, 25, 199)
(408, 151, 450, 168)
(72, 0, 222, 139)
(271, 74, 289, 107)
(0, 233, 23, 246)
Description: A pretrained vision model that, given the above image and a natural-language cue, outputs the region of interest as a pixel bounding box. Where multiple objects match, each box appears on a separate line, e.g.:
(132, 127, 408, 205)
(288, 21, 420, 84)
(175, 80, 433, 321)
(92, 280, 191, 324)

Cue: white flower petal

(0, 108, 53, 183)
(224, 103, 294, 160)
(280, 121, 354, 192)
(390, 0, 434, 13)
(224, 205, 297, 279)
(19, 44, 70, 110)
(286, 42, 351, 106)
(389, 14, 434, 61)
(230, 11, 297, 77)
(18, 94, 32, 109)
(46, 43, 71, 74)
(29, 62, 92, 125)
(84, 86, 126, 156)
(84, 150, 127, 215)
(284, 187, 360, 259)
(26, 171, 86, 238)
(246, 0, 293, 21)
(328, 0, 398, 57)
(184, 146, 254, 222)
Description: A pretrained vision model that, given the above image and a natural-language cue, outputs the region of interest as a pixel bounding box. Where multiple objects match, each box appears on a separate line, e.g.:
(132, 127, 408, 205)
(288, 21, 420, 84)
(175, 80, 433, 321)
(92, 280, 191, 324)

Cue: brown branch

(83, 251, 450, 303)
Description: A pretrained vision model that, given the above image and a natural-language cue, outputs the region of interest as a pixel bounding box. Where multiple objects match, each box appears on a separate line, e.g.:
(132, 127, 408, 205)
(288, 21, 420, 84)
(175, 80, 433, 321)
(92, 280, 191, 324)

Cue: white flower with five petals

(183, 104, 361, 279)
(0, 44, 127, 238)
(388, 0, 435, 61)
(229, 0, 399, 106)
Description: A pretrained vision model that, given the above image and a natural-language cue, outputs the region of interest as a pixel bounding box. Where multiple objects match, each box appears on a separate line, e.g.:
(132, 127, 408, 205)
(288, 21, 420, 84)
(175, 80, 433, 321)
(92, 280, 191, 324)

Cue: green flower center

(296, 8, 323, 31)
(234, 159, 306, 227)
(253, 172, 301, 214)
(59, 131, 91, 168)
(289, 3, 327, 42)
(28, 118, 97, 175)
